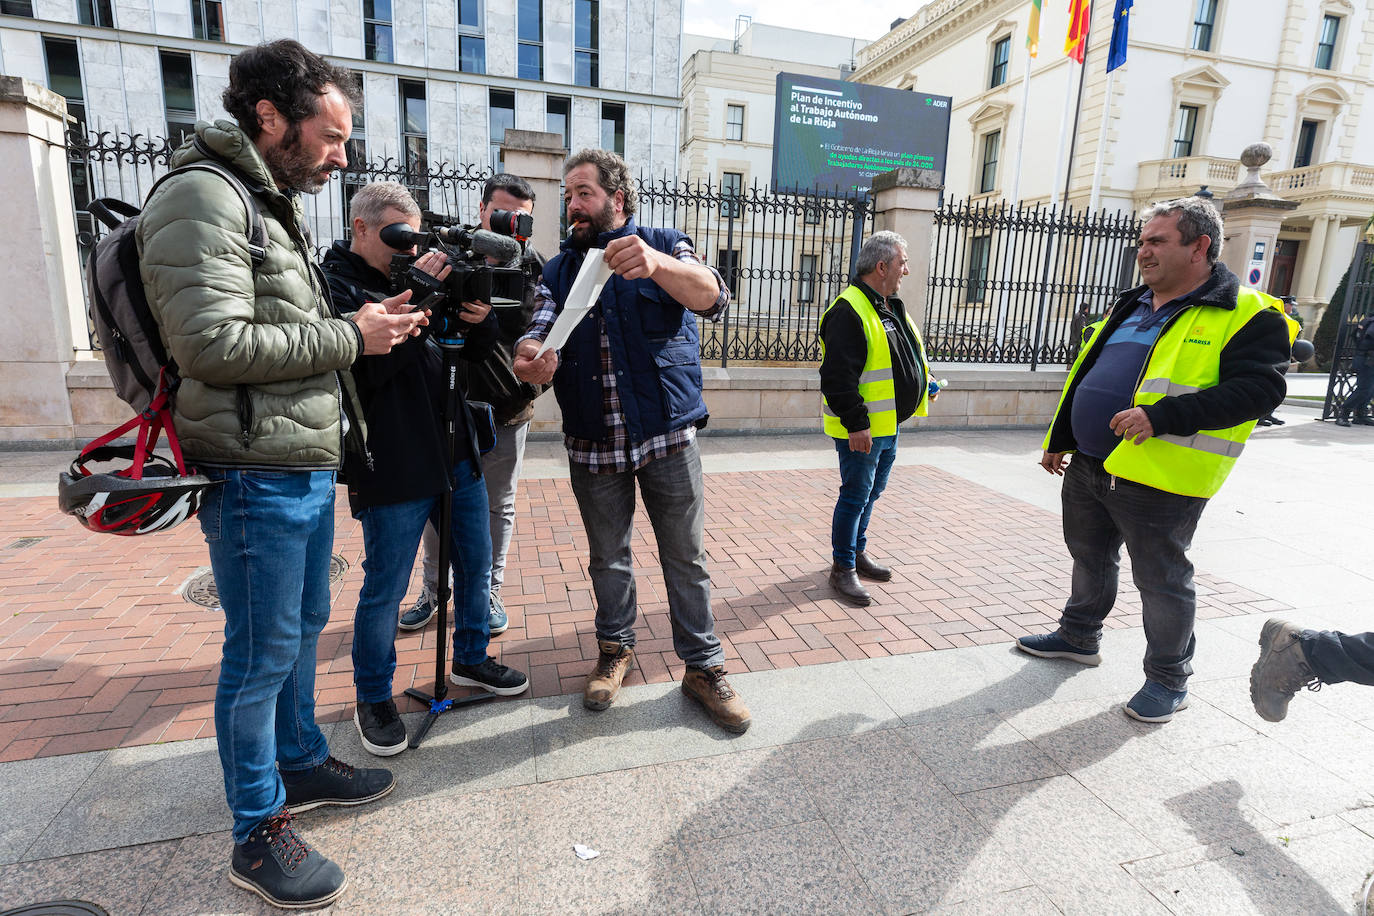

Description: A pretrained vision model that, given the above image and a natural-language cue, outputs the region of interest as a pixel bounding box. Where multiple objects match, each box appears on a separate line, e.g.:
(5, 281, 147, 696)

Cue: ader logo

(1184, 325, 1211, 346)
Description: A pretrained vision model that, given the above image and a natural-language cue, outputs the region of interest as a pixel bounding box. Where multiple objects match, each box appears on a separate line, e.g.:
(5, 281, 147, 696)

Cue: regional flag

(1107, 0, 1133, 71)
(1065, 0, 1091, 63)
(1027, 0, 1043, 57)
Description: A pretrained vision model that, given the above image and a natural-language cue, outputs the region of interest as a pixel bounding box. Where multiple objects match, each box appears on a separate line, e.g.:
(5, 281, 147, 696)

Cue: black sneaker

(354, 699, 407, 758)
(449, 656, 529, 696)
(282, 756, 395, 814)
(398, 596, 435, 631)
(229, 808, 346, 909)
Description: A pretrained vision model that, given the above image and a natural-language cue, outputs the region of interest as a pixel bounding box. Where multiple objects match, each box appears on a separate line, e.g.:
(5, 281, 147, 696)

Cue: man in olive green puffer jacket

(136, 40, 427, 911)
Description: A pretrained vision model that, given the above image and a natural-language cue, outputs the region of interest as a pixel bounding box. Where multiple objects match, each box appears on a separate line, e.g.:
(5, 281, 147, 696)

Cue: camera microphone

(431, 227, 522, 265)
(379, 223, 430, 251)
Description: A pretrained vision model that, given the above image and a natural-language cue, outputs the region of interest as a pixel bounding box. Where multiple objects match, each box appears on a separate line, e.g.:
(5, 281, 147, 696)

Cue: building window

(1293, 119, 1319, 168)
(1, 0, 35, 16)
(989, 36, 1010, 88)
(490, 89, 514, 171)
(717, 249, 740, 298)
(1191, 0, 1217, 51)
(725, 103, 744, 141)
(1172, 104, 1198, 157)
(546, 95, 570, 149)
(979, 130, 1000, 194)
(457, 0, 485, 73)
(43, 37, 86, 127)
(364, 0, 393, 63)
(345, 71, 367, 168)
(804, 202, 822, 225)
(1315, 14, 1339, 70)
(600, 101, 624, 156)
(798, 253, 817, 303)
(77, 0, 114, 26)
(191, 0, 224, 40)
(399, 78, 428, 208)
(575, 0, 599, 88)
(721, 171, 742, 218)
(967, 235, 990, 303)
(518, 0, 543, 80)
(159, 51, 196, 144)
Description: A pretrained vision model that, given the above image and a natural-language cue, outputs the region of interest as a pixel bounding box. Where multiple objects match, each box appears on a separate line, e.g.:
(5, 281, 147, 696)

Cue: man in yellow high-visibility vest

(1016, 197, 1292, 724)
(820, 231, 933, 606)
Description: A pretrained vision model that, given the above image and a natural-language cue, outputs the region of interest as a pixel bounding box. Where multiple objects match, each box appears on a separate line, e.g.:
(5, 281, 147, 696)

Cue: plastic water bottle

(928, 377, 948, 398)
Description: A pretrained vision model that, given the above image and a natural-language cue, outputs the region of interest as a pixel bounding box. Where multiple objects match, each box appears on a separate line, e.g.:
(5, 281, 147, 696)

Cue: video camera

(382, 208, 535, 347)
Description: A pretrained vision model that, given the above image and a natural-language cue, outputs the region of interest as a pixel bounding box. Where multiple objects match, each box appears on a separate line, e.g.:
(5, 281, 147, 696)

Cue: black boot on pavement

(829, 563, 872, 606)
(854, 551, 893, 581)
(229, 808, 346, 909)
(282, 755, 395, 814)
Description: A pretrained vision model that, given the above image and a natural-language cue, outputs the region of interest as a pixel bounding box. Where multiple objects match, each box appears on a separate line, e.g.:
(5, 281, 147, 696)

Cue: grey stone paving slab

(925, 885, 1062, 916)
(0, 749, 104, 864)
(1190, 621, 1280, 682)
(653, 746, 823, 844)
(1000, 697, 1165, 772)
(960, 775, 1162, 879)
(853, 643, 1055, 722)
(903, 712, 1065, 796)
(712, 661, 904, 747)
(25, 737, 226, 860)
(1002, 629, 1156, 703)
(326, 701, 538, 804)
(1034, 862, 1172, 916)
(1143, 691, 1265, 756)
(0, 841, 176, 915)
(1124, 813, 1374, 916)
(683, 819, 878, 915)
(1182, 736, 1367, 826)
(329, 792, 522, 914)
(140, 831, 294, 915)
(517, 843, 699, 915)
(1248, 698, 1374, 791)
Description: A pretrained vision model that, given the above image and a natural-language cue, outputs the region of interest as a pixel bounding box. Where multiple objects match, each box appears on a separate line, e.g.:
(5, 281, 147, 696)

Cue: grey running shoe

(1250, 618, 1320, 722)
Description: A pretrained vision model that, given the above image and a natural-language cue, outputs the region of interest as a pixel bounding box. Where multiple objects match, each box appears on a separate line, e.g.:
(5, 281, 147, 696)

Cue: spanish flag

(1027, 0, 1043, 57)
(1065, 0, 1091, 63)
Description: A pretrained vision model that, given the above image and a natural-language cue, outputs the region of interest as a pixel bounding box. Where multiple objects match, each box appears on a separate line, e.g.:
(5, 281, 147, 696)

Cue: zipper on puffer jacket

(235, 384, 255, 449)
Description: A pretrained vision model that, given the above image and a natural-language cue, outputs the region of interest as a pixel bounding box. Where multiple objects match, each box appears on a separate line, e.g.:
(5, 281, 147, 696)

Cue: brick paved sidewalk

(0, 464, 1285, 763)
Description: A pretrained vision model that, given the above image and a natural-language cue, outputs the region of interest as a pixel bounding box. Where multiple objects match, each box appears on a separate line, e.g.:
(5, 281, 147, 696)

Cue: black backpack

(86, 147, 267, 413)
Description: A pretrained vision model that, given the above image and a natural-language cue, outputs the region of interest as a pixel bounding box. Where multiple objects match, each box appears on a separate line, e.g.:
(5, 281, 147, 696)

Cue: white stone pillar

(1314, 214, 1344, 300)
(0, 77, 84, 443)
(869, 168, 943, 329)
(1293, 214, 1333, 301)
(499, 129, 567, 261)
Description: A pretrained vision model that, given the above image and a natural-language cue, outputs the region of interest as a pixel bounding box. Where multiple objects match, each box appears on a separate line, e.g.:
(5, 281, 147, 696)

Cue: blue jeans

(831, 433, 899, 567)
(198, 468, 336, 844)
(1057, 454, 1208, 692)
(353, 458, 492, 702)
(566, 439, 724, 668)
(1349, 352, 1374, 414)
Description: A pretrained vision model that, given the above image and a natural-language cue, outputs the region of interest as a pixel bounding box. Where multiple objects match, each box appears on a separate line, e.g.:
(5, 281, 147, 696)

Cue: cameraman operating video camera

(322, 180, 529, 758)
(405, 175, 549, 637)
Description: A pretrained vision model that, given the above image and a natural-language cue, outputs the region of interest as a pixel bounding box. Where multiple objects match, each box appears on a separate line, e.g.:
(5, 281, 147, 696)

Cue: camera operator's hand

(414, 250, 451, 281)
(514, 338, 558, 384)
(459, 300, 492, 324)
(353, 293, 429, 355)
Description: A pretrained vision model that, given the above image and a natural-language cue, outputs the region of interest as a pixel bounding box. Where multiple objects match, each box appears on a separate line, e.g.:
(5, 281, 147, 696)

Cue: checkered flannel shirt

(521, 238, 729, 474)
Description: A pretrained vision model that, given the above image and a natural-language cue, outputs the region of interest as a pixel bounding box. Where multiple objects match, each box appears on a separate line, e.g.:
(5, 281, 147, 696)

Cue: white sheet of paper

(536, 249, 613, 357)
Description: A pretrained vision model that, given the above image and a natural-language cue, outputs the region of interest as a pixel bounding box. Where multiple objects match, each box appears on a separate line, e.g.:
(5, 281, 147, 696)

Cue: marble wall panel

(624, 101, 651, 172)
(597, 0, 625, 90)
(151, 0, 190, 37)
(295, 0, 332, 56)
(623, 0, 652, 93)
(545, 0, 573, 85)
(651, 0, 679, 97)
(649, 103, 676, 180)
(119, 0, 155, 34)
(0, 31, 47, 85)
(485, 2, 515, 78)
(223, 0, 262, 45)
(457, 81, 489, 167)
(81, 38, 131, 131)
(118, 43, 165, 137)
(259, 1, 294, 41)
(515, 88, 543, 132)
(425, 0, 456, 70)
(365, 71, 399, 161)
(35, 0, 76, 23)
(570, 94, 599, 152)
(390, 0, 426, 67)
(329, 0, 362, 59)
(192, 50, 229, 122)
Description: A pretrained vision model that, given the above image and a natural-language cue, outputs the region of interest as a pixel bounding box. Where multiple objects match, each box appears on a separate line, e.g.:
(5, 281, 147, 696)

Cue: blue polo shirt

(1070, 288, 1196, 459)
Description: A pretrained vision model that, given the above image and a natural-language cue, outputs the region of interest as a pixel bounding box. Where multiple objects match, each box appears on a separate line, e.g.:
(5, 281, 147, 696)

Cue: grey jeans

(1057, 454, 1208, 692)
(567, 438, 724, 669)
(421, 418, 531, 602)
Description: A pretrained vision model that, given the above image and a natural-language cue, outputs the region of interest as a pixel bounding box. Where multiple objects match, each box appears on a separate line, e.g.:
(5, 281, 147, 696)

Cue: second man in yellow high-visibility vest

(1017, 197, 1291, 724)
(820, 231, 933, 606)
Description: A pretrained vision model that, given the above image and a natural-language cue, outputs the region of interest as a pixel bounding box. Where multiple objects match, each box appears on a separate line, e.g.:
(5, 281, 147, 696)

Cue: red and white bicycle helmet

(58, 369, 219, 536)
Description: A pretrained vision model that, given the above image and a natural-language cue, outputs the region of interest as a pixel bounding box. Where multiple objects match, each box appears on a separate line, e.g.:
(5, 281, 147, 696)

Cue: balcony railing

(1137, 156, 1374, 203)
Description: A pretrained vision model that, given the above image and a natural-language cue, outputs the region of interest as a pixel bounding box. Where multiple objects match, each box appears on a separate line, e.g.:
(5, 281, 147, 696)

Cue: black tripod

(404, 337, 494, 747)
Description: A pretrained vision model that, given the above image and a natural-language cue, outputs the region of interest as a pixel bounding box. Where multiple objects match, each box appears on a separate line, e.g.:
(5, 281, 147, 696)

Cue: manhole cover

(182, 554, 349, 608)
(6, 537, 47, 551)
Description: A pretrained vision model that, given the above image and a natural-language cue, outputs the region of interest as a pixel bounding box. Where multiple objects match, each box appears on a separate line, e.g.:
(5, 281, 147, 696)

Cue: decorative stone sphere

(1240, 143, 1273, 169)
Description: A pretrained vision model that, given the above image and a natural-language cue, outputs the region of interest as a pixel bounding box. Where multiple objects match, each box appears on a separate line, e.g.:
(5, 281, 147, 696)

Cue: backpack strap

(145, 152, 268, 272)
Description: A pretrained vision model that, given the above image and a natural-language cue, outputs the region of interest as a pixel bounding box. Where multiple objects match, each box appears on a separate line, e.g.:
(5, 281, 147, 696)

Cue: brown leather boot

(854, 551, 892, 582)
(828, 563, 872, 606)
(682, 666, 751, 733)
(584, 640, 634, 710)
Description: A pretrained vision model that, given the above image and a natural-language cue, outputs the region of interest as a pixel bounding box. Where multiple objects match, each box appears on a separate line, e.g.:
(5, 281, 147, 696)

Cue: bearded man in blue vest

(513, 149, 751, 734)
(1017, 196, 1292, 724)
(820, 231, 933, 607)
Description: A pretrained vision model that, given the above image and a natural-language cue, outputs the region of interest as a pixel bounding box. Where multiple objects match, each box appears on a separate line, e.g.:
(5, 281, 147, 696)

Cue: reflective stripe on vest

(820, 285, 929, 439)
(1094, 286, 1283, 498)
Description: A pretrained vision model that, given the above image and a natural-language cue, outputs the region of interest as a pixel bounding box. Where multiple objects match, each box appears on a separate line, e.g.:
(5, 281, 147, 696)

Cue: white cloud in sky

(682, 0, 902, 43)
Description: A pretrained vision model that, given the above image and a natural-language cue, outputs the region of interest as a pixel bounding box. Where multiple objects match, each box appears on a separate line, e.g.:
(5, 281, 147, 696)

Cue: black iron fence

(926, 200, 1141, 367)
(63, 129, 1145, 368)
(1323, 238, 1374, 419)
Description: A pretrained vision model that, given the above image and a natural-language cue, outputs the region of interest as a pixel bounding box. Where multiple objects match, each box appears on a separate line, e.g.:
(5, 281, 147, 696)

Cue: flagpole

(1010, 52, 1034, 204)
(1050, 61, 1075, 210)
(1088, 67, 1117, 212)
(1061, 0, 1095, 208)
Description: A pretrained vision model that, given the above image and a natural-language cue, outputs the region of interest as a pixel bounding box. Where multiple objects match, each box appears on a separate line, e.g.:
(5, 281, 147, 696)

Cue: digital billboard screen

(770, 72, 951, 199)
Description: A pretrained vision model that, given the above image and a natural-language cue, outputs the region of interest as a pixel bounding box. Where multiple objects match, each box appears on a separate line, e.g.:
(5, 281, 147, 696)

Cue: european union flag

(1107, 0, 1133, 72)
